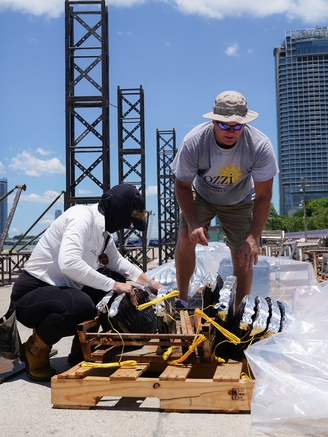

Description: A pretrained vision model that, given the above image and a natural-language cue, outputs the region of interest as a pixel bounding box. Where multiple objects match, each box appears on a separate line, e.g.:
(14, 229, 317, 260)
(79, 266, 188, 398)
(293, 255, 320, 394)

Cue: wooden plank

(159, 365, 191, 381)
(57, 364, 85, 380)
(51, 372, 254, 412)
(213, 362, 242, 382)
(199, 322, 212, 361)
(180, 310, 188, 334)
(109, 363, 149, 381)
(158, 378, 254, 412)
(184, 311, 194, 334)
(193, 312, 202, 333)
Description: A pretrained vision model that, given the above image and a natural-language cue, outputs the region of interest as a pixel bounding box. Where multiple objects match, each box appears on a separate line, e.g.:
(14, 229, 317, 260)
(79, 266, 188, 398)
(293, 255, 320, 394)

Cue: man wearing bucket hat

(171, 91, 279, 309)
(10, 184, 162, 382)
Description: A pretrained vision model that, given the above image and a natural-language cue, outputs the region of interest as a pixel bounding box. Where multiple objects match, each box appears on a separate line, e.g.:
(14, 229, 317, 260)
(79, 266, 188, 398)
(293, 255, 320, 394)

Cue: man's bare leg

(174, 227, 196, 303)
(231, 250, 253, 310)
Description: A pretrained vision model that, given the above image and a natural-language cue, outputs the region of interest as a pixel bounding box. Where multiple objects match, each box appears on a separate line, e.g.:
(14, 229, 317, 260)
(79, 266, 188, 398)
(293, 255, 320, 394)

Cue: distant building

(0, 178, 8, 237)
(274, 27, 328, 215)
(55, 209, 62, 220)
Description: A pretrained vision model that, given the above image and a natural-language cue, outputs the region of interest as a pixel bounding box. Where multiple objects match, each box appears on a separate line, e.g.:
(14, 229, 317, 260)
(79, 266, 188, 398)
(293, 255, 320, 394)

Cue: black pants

(11, 270, 104, 346)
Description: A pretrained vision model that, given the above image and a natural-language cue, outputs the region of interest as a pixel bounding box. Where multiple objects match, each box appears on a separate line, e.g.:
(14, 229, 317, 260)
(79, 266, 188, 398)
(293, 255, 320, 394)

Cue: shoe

(22, 330, 57, 382)
(175, 299, 189, 309)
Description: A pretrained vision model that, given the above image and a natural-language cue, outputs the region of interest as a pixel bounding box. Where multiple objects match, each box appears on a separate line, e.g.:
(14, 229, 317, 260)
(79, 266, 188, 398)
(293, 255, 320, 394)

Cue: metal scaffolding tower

(117, 86, 147, 270)
(65, 0, 110, 209)
(156, 129, 178, 265)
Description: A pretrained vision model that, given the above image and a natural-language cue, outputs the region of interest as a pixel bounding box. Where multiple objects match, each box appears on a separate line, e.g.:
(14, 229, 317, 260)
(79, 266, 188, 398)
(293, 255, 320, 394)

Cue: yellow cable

(102, 303, 126, 362)
(167, 334, 206, 365)
(162, 346, 173, 360)
(137, 289, 179, 311)
(80, 360, 138, 369)
(194, 308, 241, 345)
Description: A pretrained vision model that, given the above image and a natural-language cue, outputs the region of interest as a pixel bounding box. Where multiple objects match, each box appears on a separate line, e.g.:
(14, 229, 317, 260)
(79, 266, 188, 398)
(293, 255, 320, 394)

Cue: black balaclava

(98, 184, 146, 233)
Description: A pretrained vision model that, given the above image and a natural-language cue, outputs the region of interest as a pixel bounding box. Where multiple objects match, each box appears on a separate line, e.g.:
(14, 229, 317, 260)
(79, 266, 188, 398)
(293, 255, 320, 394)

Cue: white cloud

(224, 43, 239, 57)
(9, 151, 65, 177)
(0, 0, 64, 18)
(117, 31, 133, 36)
(108, 0, 146, 6)
(1, 0, 328, 23)
(27, 37, 38, 44)
(0, 161, 5, 174)
(40, 213, 56, 226)
(35, 148, 51, 156)
(20, 189, 64, 204)
(171, 0, 328, 23)
(146, 185, 158, 196)
(77, 188, 92, 194)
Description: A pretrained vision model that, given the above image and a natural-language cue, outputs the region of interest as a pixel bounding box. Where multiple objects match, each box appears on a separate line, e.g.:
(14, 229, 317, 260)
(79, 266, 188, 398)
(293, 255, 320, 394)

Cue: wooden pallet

(51, 310, 254, 412)
(74, 310, 216, 365)
(51, 360, 254, 412)
(74, 308, 242, 367)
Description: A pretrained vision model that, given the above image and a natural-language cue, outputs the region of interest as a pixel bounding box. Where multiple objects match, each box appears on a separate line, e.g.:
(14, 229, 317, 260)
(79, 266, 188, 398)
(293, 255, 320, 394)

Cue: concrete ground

(0, 282, 302, 437)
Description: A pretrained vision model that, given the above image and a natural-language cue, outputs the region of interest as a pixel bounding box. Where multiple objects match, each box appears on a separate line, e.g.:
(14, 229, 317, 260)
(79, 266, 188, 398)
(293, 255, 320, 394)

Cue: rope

(162, 346, 173, 360)
(194, 308, 241, 345)
(137, 289, 179, 311)
(80, 360, 138, 369)
(167, 334, 206, 365)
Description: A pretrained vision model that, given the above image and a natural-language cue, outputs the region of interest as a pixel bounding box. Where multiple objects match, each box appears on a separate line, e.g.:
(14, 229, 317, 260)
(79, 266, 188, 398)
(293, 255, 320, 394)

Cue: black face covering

(98, 184, 146, 233)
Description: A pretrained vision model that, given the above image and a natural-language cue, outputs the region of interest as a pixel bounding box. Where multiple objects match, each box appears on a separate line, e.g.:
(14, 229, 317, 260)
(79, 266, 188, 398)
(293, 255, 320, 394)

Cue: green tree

(307, 198, 328, 230)
(265, 203, 284, 230)
(265, 197, 328, 232)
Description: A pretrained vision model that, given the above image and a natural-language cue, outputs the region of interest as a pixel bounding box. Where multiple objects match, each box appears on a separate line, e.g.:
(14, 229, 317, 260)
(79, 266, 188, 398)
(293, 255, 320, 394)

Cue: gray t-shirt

(171, 121, 279, 205)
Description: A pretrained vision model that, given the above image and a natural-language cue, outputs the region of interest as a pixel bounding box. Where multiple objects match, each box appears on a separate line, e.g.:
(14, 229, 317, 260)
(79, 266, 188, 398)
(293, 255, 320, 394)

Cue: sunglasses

(216, 122, 244, 131)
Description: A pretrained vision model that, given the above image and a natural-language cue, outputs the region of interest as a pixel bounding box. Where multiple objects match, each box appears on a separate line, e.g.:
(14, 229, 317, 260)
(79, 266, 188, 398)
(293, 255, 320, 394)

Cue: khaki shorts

(179, 192, 254, 251)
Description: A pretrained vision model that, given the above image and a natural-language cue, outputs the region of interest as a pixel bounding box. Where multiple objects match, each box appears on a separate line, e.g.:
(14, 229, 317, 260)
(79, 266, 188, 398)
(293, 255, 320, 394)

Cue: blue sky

(1, 0, 328, 238)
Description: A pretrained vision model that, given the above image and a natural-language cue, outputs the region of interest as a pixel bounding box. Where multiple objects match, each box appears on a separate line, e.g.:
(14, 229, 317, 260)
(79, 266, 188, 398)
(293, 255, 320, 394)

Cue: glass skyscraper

(55, 209, 62, 220)
(274, 27, 328, 215)
(0, 178, 8, 237)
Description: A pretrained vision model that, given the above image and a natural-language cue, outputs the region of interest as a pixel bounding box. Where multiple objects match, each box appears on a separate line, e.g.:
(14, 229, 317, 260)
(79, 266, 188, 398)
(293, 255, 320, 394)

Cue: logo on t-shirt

(200, 163, 242, 193)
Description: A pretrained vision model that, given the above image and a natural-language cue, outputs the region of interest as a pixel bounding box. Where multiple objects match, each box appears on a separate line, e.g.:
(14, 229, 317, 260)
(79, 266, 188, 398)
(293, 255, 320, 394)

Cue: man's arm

(237, 178, 273, 269)
(248, 178, 273, 242)
(175, 178, 209, 245)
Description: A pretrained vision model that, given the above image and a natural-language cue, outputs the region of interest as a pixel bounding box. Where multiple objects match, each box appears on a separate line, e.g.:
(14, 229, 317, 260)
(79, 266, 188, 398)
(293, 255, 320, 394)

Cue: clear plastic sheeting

(246, 282, 328, 436)
(147, 242, 328, 435)
(147, 242, 317, 307)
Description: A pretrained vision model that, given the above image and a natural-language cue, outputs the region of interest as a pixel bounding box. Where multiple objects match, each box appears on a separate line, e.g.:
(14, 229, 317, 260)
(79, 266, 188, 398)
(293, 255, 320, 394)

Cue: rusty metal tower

(156, 129, 178, 265)
(65, 0, 109, 209)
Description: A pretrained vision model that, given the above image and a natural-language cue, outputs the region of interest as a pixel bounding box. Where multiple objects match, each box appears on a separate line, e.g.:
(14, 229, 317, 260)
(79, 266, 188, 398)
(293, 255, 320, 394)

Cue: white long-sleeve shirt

(24, 203, 142, 292)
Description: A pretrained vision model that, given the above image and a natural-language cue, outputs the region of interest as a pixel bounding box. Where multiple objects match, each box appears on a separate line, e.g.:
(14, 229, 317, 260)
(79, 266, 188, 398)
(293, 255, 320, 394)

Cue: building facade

(0, 178, 8, 237)
(55, 209, 62, 220)
(274, 27, 328, 215)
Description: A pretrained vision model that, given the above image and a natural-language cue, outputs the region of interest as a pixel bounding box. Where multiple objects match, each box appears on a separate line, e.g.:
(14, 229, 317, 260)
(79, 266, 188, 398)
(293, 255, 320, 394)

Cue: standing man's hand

(188, 225, 210, 246)
(236, 236, 259, 270)
(175, 179, 210, 246)
(236, 178, 273, 271)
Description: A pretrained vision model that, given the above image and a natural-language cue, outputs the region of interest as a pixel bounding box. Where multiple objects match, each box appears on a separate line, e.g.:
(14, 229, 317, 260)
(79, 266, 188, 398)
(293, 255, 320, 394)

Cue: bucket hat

(203, 90, 258, 123)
